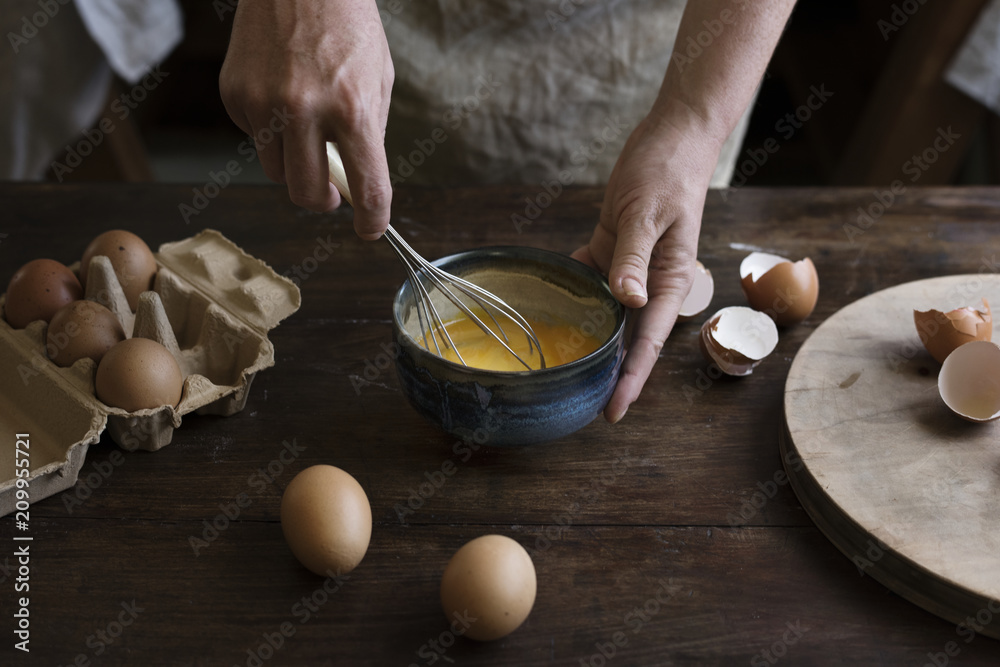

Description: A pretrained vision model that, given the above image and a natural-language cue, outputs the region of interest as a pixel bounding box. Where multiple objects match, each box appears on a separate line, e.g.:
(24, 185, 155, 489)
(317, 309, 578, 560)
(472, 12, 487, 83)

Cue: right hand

(219, 0, 394, 240)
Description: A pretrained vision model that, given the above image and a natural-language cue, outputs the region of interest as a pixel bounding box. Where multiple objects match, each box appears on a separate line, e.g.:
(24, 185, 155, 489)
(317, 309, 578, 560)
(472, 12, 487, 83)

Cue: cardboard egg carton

(0, 230, 300, 516)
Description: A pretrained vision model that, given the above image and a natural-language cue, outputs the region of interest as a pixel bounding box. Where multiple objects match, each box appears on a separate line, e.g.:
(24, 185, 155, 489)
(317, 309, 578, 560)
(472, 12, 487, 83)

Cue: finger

(223, 105, 254, 139)
(570, 245, 597, 269)
(380, 61, 395, 128)
(337, 126, 392, 240)
(608, 211, 658, 309)
(281, 119, 341, 211)
(254, 125, 287, 186)
(603, 275, 687, 424)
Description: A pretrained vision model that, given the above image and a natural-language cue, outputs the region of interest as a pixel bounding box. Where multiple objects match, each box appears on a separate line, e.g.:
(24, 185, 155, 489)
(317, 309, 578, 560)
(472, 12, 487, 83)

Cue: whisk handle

(325, 142, 354, 206)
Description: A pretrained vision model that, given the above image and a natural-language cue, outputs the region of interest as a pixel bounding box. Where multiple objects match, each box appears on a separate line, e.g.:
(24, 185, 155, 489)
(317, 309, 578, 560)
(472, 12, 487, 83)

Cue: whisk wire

(384, 227, 544, 370)
(327, 142, 545, 371)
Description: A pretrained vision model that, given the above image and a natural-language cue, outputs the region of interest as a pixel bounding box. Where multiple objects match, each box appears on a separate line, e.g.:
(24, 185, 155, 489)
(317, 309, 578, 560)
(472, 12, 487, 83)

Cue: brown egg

(938, 340, 1000, 422)
(740, 252, 819, 326)
(440, 534, 537, 641)
(81, 230, 157, 311)
(280, 465, 372, 576)
(914, 298, 991, 364)
(46, 300, 126, 367)
(699, 306, 779, 377)
(4, 259, 83, 328)
(95, 337, 184, 411)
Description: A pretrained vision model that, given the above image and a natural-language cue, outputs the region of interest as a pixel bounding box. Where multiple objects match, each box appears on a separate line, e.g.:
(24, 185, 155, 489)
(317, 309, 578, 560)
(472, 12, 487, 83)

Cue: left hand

(572, 106, 721, 423)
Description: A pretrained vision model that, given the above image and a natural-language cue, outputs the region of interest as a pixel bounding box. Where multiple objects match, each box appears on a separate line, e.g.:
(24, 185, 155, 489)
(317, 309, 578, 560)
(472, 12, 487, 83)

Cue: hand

(219, 0, 393, 239)
(572, 107, 721, 423)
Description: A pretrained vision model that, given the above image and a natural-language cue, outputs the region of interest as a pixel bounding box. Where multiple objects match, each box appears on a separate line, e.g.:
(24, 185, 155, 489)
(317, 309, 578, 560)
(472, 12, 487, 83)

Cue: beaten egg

(429, 313, 602, 371)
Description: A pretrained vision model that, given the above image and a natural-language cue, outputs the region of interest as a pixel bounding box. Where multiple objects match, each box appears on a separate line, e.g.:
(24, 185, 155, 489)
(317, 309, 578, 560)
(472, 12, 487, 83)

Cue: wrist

(646, 94, 731, 154)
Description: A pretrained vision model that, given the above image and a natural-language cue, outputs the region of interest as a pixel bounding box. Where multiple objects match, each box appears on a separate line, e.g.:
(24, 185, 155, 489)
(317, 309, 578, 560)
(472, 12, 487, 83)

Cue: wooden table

(3, 184, 999, 666)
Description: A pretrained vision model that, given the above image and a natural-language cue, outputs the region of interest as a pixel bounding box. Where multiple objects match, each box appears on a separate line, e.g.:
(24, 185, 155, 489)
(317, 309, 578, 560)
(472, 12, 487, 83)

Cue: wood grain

(2, 184, 1000, 664)
(783, 275, 1000, 637)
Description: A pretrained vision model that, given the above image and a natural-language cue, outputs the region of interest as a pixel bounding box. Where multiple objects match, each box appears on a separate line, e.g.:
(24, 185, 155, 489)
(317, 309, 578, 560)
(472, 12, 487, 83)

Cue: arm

(219, 0, 393, 240)
(573, 0, 797, 422)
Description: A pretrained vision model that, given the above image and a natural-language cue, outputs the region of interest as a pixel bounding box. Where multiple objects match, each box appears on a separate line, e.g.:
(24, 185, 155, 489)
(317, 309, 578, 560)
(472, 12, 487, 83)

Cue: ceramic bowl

(392, 246, 626, 446)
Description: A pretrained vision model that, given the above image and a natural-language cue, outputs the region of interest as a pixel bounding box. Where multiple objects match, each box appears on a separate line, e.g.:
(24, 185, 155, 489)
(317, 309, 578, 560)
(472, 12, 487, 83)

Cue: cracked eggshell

(938, 340, 1000, 422)
(914, 298, 992, 364)
(699, 306, 779, 376)
(678, 261, 714, 321)
(740, 252, 819, 326)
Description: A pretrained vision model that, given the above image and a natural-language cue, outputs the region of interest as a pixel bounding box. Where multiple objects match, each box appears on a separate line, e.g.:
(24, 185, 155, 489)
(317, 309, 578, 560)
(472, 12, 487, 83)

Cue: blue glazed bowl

(392, 246, 626, 446)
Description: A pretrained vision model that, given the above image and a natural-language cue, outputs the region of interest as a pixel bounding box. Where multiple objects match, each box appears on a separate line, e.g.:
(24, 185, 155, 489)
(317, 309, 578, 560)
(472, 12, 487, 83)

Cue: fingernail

(623, 278, 646, 299)
(607, 405, 627, 424)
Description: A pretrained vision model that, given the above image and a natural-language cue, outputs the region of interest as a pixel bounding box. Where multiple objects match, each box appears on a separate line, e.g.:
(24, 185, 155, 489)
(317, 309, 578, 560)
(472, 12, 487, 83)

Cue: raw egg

(914, 298, 991, 364)
(4, 259, 83, 328)
(431, 313, 601, 372)
(699, 306, 779, 376)
(95, 337, 184, 411)
(440, 534, 537, 641)
(47, 300, 126, 367)
(938, 340, 1000, 422)
(280, 465, 372, 576)
(678, 261, 714, 321)
(81, 230, 158, 311)
(740, 252, 819, 326)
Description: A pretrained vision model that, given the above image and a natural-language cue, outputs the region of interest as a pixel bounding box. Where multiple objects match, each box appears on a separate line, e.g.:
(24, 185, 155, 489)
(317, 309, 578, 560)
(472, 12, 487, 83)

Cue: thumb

(608, 214, 657, 309)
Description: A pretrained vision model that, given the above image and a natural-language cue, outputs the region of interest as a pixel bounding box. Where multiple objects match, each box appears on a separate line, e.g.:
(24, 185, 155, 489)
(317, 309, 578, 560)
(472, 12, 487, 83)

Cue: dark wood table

(3, 183, 999, 666)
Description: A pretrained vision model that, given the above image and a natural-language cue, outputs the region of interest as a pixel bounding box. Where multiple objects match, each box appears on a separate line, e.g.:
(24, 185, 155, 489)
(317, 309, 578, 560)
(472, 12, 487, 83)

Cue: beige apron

(380, 0, 750, 187)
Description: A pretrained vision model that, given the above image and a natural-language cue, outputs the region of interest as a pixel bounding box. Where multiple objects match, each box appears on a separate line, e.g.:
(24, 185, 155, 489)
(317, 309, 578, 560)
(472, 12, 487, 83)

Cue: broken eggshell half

(699, 306, 779, 376)
(914, 298, 992, 364)
(739, 252, 819, 326)
(938, 340, 1000, 422)
(677, 261, 714, 321)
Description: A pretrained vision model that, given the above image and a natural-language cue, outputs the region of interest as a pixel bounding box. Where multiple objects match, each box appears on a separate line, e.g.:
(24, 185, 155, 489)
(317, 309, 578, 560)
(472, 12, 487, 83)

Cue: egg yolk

(426, 314, 603, 371)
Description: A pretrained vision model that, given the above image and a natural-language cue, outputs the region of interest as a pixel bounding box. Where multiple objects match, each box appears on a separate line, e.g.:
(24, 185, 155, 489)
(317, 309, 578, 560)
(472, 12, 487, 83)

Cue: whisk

(326, 142, 546, 371)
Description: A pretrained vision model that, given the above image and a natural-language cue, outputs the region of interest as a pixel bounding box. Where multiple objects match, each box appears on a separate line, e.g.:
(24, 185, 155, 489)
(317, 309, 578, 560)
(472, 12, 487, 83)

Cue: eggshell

(678, 261, 714, 321)
(938, 340, 1000, 422)
(95, 337, 184, 411)
(280, 465, 372, 576)
(914, 298, 992, 364)
(440, 534, 537, 641)
(739, 252, 819, 326)
(81, 230, 158, 311)
(699, 306, 779, 376)
(4, 259, 83, 328)
(46, 300, 126, 367)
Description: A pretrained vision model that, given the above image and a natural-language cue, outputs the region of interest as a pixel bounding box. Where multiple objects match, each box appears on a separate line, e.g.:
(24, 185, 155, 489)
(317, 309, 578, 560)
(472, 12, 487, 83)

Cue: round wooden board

(782, 274, 1000, 637)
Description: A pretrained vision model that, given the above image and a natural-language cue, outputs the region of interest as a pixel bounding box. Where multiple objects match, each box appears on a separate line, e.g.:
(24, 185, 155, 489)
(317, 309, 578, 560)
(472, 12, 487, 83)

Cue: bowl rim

(391, 245, 627, 377)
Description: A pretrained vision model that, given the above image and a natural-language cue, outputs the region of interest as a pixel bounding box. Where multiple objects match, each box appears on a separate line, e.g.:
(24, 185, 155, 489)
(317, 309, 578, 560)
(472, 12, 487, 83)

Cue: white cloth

(75, 0, 182, 84)
(946, 0, 1000, 114)
(380, 0, 750, 187)
(0, 0, 181, 179)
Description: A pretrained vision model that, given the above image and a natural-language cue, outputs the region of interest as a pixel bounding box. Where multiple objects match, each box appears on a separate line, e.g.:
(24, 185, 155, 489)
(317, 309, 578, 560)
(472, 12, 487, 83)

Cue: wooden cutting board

(782, 274, 1000, 638)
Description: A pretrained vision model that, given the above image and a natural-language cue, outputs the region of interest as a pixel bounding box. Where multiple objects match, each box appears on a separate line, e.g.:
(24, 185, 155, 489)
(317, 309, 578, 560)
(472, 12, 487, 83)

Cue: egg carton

(0, 230, 300, 516)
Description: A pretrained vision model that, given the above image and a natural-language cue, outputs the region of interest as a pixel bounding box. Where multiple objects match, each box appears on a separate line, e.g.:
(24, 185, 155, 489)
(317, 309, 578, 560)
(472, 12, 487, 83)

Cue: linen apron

(379, 0, 751, 187)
